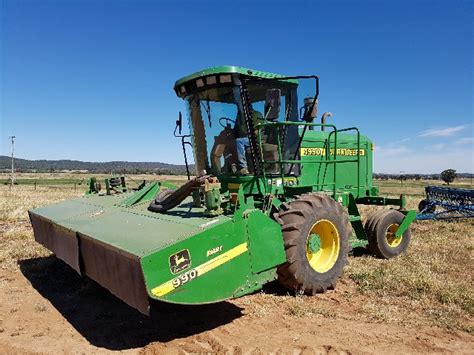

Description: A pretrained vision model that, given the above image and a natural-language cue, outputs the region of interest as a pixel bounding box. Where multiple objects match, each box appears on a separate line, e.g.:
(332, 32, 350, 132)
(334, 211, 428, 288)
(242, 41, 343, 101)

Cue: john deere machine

(29, 66, 417, 315)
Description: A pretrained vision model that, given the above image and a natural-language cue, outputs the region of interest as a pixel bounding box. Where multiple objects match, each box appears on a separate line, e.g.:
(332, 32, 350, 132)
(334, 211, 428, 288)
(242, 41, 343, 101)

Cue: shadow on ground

(350, 246, 372, 257)
(19, 256, 244, 351)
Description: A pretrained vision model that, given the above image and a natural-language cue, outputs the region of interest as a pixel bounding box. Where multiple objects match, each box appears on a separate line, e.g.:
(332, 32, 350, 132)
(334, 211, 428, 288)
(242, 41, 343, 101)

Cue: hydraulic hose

(148, 175, 210, 213)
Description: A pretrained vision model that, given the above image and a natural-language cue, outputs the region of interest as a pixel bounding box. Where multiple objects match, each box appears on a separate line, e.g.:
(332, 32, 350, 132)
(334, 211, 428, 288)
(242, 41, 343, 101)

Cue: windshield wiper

(201, 99, 212, 128)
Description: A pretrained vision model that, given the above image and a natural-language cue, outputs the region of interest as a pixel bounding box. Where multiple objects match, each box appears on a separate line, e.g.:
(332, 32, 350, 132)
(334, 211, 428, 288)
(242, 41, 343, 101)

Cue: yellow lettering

(300, 147, 366, 157)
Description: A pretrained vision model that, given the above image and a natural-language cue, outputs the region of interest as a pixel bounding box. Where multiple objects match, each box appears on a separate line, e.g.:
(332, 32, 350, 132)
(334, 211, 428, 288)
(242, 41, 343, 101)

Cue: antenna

(8, 135, 16, 187)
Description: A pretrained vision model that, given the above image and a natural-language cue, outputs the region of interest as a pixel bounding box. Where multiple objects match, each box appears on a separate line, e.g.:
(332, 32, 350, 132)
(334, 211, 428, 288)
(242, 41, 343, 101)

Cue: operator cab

(174, 67, 303, 178)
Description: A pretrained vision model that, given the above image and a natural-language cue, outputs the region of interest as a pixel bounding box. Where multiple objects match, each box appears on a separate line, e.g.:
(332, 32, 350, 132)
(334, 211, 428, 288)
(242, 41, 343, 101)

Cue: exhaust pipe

(321, 112, 333, 131)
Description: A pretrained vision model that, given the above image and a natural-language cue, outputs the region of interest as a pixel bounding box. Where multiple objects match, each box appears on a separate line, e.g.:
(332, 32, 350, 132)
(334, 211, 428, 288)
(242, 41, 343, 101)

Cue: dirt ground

(0, 178, 473, 354)
(0, 266, 472, 354)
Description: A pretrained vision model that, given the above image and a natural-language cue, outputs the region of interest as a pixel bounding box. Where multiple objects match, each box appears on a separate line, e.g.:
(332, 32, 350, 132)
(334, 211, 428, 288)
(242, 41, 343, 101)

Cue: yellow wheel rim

(386, 223, 402, 248)
(306, 219, 340, 273)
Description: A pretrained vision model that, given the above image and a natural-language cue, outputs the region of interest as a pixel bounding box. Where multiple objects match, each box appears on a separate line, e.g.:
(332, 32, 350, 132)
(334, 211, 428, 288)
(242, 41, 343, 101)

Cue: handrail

(257, 121, 338, 194)
(255, 121, 336, 129)
(256, 120, 363, 196)
(327, 127, 361, 195)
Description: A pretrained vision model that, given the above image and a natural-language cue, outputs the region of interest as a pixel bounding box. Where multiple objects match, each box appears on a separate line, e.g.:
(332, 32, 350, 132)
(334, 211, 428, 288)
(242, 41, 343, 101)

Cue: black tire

(365, 209, 411, 259)
(109, 177, 121, 187)
(364, 209, 387, 253)
(274, 193, 350, 294)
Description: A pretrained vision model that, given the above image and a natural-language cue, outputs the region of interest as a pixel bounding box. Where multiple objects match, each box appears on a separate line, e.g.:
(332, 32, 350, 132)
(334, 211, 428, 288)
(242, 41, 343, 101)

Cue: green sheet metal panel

(141, 209, 286, 305)
(246, 210, 286, 273)
(29, 195, 230, 257)
(299, 131, 373, 198)
(141, 217, 251, 304)
(31, 198, 105, 220)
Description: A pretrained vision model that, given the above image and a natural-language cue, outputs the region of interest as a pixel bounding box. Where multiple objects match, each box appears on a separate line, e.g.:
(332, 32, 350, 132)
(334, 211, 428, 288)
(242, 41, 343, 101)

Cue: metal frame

(417, 186, 474, 220)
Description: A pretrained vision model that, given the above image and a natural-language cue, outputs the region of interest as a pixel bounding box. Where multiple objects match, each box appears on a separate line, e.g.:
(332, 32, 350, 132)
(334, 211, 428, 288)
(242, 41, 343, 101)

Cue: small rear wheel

(274, 193, 350, 294)
(365, 209, 411, 259)
(418, 199, 435, 213)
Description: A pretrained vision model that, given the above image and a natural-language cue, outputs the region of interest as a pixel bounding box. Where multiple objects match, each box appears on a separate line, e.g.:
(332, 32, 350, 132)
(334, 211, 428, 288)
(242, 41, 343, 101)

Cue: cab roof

(174, 66, 298, 97)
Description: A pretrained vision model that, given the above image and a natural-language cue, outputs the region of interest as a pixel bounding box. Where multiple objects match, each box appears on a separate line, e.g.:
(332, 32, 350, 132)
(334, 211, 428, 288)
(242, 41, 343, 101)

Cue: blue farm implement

(417, 186, 474, 220)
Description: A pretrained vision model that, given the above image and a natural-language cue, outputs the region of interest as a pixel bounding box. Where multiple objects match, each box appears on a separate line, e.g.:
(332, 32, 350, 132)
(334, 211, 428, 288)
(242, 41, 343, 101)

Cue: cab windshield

(185, 81, 299, 177)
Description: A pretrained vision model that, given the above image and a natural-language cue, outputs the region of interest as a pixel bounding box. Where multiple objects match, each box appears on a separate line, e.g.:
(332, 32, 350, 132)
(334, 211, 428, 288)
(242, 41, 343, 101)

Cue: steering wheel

(219, 117, 236, 128)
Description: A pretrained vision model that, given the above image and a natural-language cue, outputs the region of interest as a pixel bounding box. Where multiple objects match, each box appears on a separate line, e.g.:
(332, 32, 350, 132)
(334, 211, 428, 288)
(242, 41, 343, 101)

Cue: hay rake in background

(417, 186, 474, 220)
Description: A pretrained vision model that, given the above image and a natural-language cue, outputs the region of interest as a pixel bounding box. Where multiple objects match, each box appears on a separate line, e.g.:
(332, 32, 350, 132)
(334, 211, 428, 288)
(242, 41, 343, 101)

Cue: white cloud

(374, 147, 473, 173)
(376, 145, 411, 158)
(418, 125, 465, 137)
(373, 124, 473, 173)
(431, 143, 446, 151)
(455, 137, 474, 145)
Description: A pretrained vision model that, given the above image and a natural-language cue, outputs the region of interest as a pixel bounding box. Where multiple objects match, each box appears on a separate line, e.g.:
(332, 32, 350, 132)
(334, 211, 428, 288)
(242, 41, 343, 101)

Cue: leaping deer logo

(174, 254, 186, 266)
(170, 250, 191, 274)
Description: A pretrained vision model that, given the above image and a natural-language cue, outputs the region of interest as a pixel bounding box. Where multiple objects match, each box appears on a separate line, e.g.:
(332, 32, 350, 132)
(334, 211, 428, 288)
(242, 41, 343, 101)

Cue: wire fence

(0, 175, 188, 192)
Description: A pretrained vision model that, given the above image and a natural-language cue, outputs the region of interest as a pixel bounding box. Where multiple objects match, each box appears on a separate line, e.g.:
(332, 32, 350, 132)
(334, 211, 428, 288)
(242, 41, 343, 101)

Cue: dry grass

(0, 184, 82, 269)
(238, 183, 473, 333)
(0, 174, 473, 334)
(0, 174, 186, 269)
(346, 192, 474, 333)
(346, 232, 473, 331)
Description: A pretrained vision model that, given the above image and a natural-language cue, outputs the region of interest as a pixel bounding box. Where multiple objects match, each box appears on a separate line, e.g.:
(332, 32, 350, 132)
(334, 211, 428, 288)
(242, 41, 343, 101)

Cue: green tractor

(29, 66, 417, 315)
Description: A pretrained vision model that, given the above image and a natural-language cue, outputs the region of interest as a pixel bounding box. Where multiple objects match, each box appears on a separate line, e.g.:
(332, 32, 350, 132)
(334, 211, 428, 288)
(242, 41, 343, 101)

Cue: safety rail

(327, 127, 362, 196)
(255, 121, 363, 196)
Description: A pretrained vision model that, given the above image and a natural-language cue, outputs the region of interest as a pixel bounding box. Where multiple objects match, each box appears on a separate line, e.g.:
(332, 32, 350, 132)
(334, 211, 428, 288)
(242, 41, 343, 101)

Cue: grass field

(0, 174, 472, 351)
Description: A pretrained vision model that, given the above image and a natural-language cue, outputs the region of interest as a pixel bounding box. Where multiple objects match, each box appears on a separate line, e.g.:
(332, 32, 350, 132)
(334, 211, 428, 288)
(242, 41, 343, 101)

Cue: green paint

(395, 210, 417, 238)
(350, 238, 369, 248)
(307, 234, 321, 253)
(118, 181, 158, 206)
(203, 186, 223, 216)
(159, 181, 178, 189)
(246, 210, 286, 273)
(141, 217, 251, 304)
(348, 193, 367, 241)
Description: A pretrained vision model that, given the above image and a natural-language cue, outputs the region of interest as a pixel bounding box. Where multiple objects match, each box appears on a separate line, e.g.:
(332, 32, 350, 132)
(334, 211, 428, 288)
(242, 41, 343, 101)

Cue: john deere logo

(169, 249, 191, 274)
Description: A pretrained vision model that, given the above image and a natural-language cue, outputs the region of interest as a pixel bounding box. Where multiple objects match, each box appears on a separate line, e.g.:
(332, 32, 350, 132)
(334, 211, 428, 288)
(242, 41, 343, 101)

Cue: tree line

(375, 170, 471, 185)
(0, 156, 191, 175)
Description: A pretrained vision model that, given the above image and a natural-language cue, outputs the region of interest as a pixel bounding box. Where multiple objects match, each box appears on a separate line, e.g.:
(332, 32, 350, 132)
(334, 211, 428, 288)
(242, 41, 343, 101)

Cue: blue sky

(1, 0, 472, 173)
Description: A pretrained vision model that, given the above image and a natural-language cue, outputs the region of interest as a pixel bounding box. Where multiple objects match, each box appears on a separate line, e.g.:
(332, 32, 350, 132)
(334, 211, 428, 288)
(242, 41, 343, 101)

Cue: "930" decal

(171, 268, 198, 288)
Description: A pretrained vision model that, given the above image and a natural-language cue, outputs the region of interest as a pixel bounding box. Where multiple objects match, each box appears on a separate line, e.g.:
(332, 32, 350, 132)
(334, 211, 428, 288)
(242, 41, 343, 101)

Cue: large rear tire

(365, 209, 411, 259)
(274, 193, 350, 294)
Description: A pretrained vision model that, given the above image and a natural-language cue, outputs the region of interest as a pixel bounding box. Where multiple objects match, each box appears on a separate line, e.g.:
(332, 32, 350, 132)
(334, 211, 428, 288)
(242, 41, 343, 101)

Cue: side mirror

(264, 88, 281, 120)
(302, 97, 318, 122)
(175, 112, 183, 135)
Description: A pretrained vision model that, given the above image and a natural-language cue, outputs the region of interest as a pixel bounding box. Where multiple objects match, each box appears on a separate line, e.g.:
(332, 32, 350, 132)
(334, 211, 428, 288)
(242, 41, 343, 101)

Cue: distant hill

(0, 156, 191, 175)
(0, 156, 471, 177)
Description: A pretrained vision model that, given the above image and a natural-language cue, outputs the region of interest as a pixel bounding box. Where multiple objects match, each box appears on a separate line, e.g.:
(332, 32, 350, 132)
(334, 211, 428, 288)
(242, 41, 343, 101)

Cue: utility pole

(9, 135, 16, 187)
